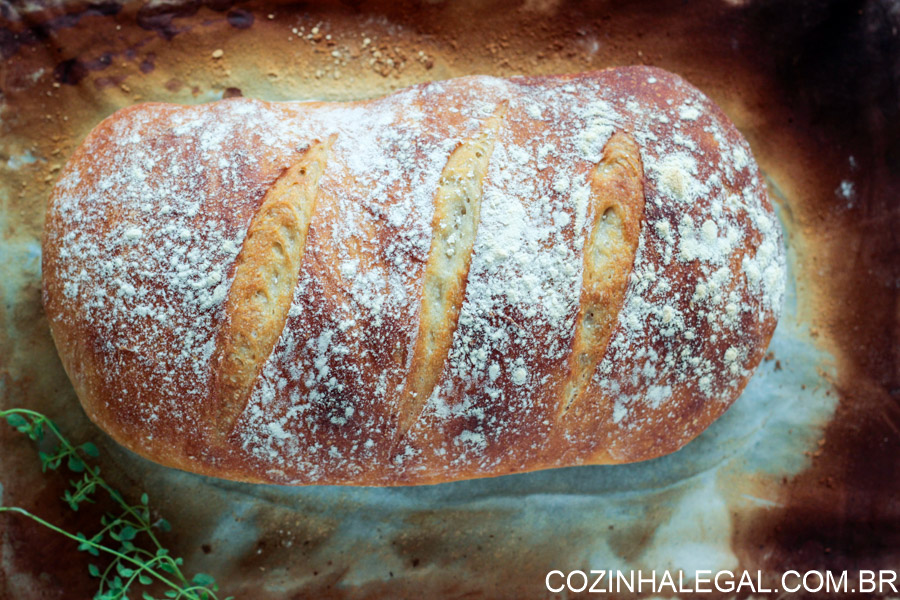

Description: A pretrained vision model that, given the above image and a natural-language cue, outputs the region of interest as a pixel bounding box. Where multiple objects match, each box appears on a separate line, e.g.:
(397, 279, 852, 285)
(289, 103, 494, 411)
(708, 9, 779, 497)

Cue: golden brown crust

(42, 66, 785, 485)
(397, 104, 506, 439)
(212, 138, 331, 436)
(561, 131, 644, 421)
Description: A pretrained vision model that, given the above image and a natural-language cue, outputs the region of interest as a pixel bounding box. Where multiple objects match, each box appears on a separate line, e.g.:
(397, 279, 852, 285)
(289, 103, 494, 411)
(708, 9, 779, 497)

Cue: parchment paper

(1, 1, 897, 598)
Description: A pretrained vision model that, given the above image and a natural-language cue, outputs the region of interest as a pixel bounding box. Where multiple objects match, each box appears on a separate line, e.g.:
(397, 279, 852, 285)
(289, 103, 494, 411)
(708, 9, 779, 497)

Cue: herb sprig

(1, 408, 230, 600)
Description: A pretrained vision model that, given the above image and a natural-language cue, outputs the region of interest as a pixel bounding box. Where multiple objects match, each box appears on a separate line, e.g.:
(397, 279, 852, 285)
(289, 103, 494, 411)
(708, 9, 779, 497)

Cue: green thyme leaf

(81, 442, 100, 457)
(1, 408, 227, 600)
(68, 455, 85, 473)
(192, 573, 215, 586)
(6, 414, 27, 428)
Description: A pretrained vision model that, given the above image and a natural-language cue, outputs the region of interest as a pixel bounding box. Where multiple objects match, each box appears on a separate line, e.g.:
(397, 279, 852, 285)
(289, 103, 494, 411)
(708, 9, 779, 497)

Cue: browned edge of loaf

(41, 105, 184, 468)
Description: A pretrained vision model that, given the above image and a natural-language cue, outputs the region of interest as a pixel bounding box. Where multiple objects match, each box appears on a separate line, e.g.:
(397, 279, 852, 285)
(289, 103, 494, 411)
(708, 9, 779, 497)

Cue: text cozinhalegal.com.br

(545, 569, 899, 595)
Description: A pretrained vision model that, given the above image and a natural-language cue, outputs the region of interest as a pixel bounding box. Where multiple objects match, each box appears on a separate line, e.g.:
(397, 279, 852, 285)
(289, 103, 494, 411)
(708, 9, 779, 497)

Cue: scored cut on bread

(42, 66, 785, 485)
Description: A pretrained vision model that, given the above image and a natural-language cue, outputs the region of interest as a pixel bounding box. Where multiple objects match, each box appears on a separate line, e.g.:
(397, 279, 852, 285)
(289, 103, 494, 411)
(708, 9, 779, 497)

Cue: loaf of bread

(42, 66, 785, 485)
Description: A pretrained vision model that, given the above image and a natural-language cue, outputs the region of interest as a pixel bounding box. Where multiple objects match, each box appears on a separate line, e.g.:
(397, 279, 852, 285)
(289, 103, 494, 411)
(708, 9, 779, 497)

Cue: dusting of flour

(46, 67, 785, 483)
